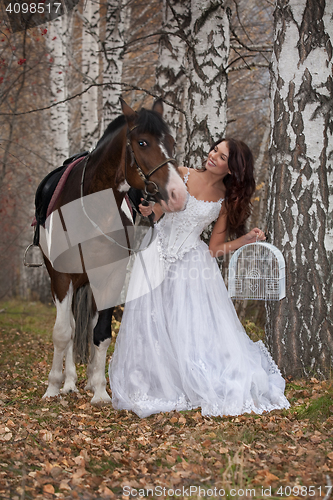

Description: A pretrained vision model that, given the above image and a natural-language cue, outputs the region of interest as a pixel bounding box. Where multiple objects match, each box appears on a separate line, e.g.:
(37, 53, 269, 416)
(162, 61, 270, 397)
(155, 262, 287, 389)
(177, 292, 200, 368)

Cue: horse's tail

(72, 284, 95, 364)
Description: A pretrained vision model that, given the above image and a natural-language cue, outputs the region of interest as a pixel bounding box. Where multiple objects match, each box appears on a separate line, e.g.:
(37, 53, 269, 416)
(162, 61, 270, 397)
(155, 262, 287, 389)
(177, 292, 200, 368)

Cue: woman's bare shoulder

(178, 166, 188, 179)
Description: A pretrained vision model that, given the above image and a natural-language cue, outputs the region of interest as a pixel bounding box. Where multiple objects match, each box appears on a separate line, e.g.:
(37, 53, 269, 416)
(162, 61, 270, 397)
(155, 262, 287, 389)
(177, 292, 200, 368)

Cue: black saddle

(33, 151, 89, 246)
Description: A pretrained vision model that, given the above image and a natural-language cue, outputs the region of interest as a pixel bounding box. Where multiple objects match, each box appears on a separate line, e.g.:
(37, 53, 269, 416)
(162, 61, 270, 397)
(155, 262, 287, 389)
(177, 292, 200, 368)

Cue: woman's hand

(244, 228, 266, 244)
(209, 223, 266, 257)
(138, 198, 154, 218)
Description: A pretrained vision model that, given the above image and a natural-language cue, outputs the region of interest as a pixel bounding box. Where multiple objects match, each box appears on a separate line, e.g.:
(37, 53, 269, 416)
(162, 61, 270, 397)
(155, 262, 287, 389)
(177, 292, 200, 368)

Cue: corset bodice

(156, 189, 223, 262)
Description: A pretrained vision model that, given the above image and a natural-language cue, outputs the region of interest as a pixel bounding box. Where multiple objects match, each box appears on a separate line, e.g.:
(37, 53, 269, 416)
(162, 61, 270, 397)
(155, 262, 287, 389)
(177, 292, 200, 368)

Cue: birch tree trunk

(102, 0, 130, 129)
(48, 15, 70, 164)
(81, 0, 100, 149)
(155, 0, 191, 164)
(184, 0, 229, 168)
(266, 0, 333, 378)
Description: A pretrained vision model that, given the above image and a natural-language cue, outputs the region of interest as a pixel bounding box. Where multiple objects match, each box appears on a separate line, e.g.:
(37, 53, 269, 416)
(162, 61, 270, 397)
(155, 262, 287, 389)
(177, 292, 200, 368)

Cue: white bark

(48, 15, 70, 164)
(155, 0, 191, 164)
(266, 0, 333, 377)
(81, 0, 100, 150)
(102, 0, 131, 129)
(184, 0, 229, 168)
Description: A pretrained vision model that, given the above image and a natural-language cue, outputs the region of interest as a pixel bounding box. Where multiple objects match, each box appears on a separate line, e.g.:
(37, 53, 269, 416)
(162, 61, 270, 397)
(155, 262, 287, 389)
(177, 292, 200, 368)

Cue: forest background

(0, 0, 332, 378)
(0, 2, 333, 498)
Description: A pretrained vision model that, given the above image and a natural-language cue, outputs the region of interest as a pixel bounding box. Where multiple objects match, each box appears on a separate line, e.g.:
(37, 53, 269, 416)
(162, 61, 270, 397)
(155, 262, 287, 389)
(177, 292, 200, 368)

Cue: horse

(37, 99, 187, 405)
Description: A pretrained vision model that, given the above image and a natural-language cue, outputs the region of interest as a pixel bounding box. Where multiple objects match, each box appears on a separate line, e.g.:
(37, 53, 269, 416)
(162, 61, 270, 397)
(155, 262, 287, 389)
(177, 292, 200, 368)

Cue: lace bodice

(156, 169, 223, 262)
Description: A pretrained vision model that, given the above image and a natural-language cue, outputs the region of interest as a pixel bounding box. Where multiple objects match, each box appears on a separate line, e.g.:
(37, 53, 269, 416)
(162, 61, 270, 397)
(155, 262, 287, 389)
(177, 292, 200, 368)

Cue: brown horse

(40, 99, 187, 404)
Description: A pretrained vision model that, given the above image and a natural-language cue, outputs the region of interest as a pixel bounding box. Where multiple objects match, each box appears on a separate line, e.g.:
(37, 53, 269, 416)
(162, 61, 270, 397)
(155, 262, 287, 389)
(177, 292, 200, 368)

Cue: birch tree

(155, 0, 229, 168)
(155, 0, 191, 164)
(184, 0, 230, 168)
(266, 0, 333, 378)
(48, 15, 70, 164)
(102, 0, 131, 129)
(81, 0, 100, 149)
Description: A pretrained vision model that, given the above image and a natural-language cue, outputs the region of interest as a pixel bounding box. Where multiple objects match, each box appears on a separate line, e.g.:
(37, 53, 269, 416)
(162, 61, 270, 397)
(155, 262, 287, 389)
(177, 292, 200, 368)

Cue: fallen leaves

(0, 425, 12, 441)
(40, 429, 53, 442)
(254, 469, 280, 485)
(1, 303, 333, 499)
(1, 392, 333, 500)
(59, 480, 71, 491)
(43, 483, 55, 494)
(310, 431, 323, 444)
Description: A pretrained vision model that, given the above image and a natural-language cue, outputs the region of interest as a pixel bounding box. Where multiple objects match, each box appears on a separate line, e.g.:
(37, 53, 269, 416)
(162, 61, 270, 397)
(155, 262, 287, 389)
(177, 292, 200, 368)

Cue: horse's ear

(152, 99, 164, 116)
(120, 98, 136, 121)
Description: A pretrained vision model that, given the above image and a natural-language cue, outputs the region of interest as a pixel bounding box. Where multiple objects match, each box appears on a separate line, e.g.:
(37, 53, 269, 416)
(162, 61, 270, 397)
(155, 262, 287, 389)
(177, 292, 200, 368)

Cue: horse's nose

(163, 167, 188, 211)
(169, 186, 187, 211)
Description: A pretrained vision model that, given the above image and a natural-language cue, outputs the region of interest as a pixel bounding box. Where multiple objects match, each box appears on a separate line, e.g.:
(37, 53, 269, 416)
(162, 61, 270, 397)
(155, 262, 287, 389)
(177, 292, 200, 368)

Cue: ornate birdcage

(228, 242, 286, 301)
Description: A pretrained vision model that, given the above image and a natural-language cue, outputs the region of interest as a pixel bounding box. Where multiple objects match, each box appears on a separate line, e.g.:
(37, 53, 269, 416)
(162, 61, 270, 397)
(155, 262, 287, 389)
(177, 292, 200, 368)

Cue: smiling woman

(206, 141, 230, 175)
(109, 137, 290, 419)
(207, 138, 256, 241)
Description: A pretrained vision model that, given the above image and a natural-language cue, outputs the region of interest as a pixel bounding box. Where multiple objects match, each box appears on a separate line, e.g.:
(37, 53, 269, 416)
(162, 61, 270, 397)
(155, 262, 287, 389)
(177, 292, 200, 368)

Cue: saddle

(33, 151, 89, 246)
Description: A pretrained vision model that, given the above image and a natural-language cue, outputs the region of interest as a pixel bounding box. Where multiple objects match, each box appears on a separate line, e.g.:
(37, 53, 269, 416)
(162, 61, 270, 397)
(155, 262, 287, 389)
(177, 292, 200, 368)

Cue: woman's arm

(209, 208, 266, 258)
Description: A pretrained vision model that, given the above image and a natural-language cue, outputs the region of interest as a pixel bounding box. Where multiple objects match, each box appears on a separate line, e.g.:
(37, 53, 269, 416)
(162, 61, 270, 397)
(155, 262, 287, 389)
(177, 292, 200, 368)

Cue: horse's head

(121, 99, 187, 213)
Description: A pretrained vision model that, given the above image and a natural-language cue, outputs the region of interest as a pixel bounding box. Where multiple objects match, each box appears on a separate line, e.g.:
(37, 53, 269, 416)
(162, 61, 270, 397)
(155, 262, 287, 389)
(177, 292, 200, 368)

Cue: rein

(80, 156, 155, 253)
(80, 123, 176, 253)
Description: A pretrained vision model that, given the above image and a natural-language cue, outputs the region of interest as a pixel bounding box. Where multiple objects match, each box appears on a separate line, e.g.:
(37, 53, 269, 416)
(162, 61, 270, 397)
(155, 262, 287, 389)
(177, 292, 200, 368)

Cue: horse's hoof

(42, 387, 60, 398)
(90, 393, 112, 407)
(61, 385, 79, 394)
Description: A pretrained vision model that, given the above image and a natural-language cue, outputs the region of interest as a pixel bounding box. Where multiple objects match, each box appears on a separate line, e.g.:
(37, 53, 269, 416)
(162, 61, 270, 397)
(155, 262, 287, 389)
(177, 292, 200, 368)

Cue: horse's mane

(96, 108, 170, 150)
(95, 115, 126, 148)
(135, 108, 170, 137)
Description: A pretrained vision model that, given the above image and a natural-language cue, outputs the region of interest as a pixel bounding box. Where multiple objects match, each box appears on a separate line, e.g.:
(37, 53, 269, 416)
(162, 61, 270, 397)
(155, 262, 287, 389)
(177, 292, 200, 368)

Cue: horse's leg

(86, 308, 113, 406)
(84, 311, 99, 391)
(43, 282, 76, 398)
(62, 329, 78, 394)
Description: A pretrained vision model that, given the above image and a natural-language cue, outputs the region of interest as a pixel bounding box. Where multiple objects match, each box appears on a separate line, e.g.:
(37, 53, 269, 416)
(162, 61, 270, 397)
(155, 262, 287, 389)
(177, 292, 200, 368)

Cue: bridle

(79, 124, 177, 253)
(125, 124, 177, 201)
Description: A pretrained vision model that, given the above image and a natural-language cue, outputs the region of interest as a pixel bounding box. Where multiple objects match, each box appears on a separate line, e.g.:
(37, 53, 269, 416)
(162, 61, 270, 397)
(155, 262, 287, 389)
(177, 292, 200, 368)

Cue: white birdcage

(228, 242, 286, 301)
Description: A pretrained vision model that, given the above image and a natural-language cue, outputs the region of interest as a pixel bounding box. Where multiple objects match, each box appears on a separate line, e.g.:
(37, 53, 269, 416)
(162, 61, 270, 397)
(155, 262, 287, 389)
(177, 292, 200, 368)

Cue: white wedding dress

(109, 169, 290, 418)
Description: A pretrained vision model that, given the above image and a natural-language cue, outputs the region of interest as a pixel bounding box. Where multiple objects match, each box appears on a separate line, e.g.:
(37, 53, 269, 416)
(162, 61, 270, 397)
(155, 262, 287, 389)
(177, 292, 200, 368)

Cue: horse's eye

(138, 140, 148, 147)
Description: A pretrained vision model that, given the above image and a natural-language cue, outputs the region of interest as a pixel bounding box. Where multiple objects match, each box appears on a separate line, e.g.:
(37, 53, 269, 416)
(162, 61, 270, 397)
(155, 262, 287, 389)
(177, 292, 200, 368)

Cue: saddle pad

(46, 156, 85, 219)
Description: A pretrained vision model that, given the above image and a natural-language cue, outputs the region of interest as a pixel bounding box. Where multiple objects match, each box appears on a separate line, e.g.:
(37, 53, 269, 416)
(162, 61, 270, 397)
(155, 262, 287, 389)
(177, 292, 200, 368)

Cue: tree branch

(228, 62, 269, 72)
(0, 81, 187, 116)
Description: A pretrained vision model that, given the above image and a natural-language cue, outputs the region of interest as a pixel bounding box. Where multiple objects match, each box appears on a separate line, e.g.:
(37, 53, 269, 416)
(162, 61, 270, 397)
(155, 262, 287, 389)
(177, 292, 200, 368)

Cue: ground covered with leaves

(0, 300, 333, 500)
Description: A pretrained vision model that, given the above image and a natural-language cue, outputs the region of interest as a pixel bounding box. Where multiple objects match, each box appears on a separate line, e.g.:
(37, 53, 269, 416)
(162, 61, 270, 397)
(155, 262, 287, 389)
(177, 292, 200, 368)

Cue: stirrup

(23, 244, 44, 268)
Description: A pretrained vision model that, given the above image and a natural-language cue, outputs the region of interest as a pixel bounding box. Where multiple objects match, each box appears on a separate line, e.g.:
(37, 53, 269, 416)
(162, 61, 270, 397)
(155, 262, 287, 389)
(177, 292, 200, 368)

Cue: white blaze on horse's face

(158, 144, 187, 212)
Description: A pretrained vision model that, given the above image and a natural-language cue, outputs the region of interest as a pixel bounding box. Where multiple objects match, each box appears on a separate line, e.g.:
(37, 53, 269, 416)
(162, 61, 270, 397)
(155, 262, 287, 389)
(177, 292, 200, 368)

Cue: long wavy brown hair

(208, 138, 255, 238)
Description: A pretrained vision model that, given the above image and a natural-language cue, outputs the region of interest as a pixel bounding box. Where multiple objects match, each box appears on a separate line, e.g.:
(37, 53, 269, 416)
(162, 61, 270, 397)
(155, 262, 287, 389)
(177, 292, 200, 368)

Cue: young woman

(109, 138, 290, 418)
